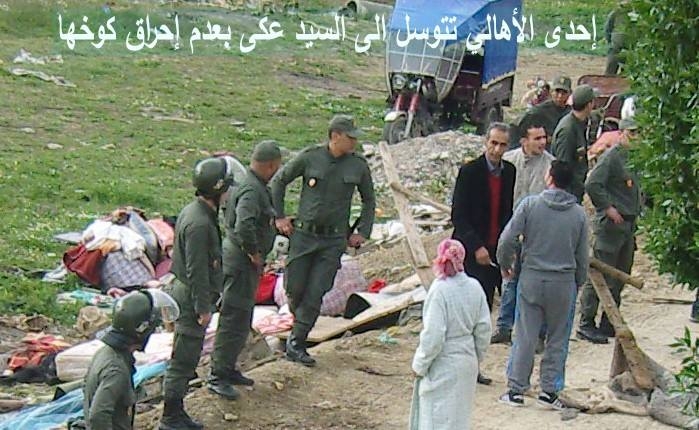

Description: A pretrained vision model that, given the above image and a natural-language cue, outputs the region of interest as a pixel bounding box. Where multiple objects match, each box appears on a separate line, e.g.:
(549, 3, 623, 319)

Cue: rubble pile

(363, 130, 484, 200)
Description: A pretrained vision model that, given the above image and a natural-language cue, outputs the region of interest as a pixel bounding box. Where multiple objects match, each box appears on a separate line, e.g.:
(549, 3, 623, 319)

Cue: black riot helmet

(111, 289, 180, 351)
(192, 157, 235, 198)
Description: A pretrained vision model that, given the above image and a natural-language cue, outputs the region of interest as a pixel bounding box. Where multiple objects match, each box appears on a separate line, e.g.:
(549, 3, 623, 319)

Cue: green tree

(627, 0, 699, 287)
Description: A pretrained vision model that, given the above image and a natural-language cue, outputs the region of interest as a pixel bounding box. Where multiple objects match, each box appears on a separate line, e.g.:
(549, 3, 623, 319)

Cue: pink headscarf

(432, 239, 466, 279)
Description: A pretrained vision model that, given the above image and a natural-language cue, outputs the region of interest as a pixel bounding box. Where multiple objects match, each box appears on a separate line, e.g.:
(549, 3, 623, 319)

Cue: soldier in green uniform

(577, 118, 641, 342)
(159, 157, 234, 430)
(208, 141, 282, 399)
(511, 76, 571, 149)
(83, 289, 179, 430)
(551, 85, 596, 203)
(604, 0, 638, 75)
(271, 115, 376, 366)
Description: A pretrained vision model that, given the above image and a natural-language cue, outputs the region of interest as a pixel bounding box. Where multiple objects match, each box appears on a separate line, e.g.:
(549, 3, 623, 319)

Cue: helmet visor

(147, 289, 180, 323)
(222, 155, 247, 186)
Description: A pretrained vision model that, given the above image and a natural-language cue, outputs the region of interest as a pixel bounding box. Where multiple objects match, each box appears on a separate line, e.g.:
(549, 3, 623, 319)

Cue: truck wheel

(382, 117, 407, 145)
(476, 104, 503, 135)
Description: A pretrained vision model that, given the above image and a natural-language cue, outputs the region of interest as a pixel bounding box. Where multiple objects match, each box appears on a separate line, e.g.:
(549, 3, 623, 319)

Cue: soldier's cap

(329, 114, 363, 138)
(619, 117, 639, 130)
(551, 75, 572, 92)
(252, 139, 282, 162)
(572, 84, 596, 106)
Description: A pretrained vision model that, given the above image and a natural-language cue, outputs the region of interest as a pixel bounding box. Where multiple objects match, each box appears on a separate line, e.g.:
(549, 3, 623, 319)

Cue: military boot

(159, 399, 203, 430)
(285, 333, 316, 367)
(692, 298, 699, 323)
(576, 325, 609, 344)
(598, 316, 616, 338)
(207, 374, 241, 400)
(490, 328, 511, 344)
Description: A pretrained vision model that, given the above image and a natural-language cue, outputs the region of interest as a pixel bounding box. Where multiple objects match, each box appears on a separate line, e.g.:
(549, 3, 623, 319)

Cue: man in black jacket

(451, 122, 516, 385)
(451, 122, 516, 310)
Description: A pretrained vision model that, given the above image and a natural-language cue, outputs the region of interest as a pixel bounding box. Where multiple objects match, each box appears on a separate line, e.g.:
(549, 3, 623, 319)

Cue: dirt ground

(135, 51, 699, 429)
(137, 233, 697, 430)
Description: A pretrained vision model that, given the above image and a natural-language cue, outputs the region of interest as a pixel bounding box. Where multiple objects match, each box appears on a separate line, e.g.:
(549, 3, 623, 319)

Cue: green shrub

(628, 0, 699, 414)
(628, 0, 699, 288)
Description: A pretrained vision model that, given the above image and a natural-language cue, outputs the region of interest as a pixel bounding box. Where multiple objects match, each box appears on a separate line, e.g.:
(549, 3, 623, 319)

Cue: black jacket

(451, 154, 516, 262)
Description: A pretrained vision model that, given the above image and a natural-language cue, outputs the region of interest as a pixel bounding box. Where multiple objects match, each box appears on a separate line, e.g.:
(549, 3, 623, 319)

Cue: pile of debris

(363, 130, 484, 201)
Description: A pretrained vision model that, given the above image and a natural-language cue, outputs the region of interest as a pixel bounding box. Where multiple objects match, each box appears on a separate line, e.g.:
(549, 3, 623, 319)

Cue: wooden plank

(379, 141, 435, 288)
(275, 316, 356, 343)
(389, 181, 451, 214)
(274, 289, 425, 343)
(588, 268, 656, 390)
(651, 297, 694, 305)
(590, 257, 644, 289)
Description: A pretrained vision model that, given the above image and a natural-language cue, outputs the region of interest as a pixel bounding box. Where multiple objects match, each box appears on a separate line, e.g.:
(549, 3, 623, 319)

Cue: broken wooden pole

(379, 141, 435, 288)
(590, 257, 644, 289)
(588, 268, 656, 390)
(389, 181, 452, 214)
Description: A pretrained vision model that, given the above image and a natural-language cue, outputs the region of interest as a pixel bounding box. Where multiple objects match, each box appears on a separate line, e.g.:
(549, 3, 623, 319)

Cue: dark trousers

(285, 230, 345, 341)
(163, 331, 205, 401)
(579, 234, 635, 330)
(211, 258, 258, 379)
(162, 279, 207, 401)
(465, 247, 501, 311)
(605, 46, 622, 75)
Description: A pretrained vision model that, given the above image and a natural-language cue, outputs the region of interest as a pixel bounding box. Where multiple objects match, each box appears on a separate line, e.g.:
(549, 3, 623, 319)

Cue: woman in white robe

(409, 239, 492, 430)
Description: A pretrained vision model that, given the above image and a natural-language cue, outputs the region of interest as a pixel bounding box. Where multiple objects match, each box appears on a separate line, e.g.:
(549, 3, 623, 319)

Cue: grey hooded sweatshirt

(496, 188, 589, 286)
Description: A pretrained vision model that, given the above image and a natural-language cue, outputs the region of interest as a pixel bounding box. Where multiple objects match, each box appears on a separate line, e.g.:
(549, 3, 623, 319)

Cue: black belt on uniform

(294, 220, 344, 236)
(621, 214, 637, 222)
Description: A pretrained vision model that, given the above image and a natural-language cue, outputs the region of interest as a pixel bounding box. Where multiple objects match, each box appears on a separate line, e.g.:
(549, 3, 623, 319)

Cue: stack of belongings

(62, 207, 175, 296)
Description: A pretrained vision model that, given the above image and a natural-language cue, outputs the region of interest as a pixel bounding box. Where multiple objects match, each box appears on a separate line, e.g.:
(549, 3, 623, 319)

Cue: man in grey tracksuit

(496, 160, 589, 409)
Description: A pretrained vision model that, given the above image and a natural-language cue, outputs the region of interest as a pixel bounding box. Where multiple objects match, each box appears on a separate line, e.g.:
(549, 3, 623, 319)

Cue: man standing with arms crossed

(159, 157, 234, 430)
(577, 118, 642, 343)
(271, 115, 375, 366)
(208, 141, 282, 399)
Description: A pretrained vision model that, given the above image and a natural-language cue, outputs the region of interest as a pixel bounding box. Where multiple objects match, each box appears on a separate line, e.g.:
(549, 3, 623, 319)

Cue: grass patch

(0, 0, 613, 324)
(523, 0, 616, 55)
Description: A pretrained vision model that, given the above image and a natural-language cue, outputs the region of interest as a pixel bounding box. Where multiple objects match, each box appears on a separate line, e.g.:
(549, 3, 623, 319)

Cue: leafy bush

(627, 0, 699, 288)
(670, 328, 699, 415)
(628, 0, 699, 414)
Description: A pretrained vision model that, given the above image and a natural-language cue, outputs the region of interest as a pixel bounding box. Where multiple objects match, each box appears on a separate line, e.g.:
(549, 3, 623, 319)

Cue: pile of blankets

(62, 208, 175, 295)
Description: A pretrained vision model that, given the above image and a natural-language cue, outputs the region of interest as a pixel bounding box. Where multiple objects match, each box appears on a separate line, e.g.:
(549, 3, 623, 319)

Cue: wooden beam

(379, 141, 435, 288)
(389, 181, 452, 214)
(590, 257, 644, 289)
(588, 268, 656, 390)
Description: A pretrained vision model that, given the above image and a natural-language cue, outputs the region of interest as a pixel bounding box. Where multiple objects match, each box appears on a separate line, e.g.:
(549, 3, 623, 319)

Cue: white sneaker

(498, 391, 524, 407)
(537, 391, 566, 411)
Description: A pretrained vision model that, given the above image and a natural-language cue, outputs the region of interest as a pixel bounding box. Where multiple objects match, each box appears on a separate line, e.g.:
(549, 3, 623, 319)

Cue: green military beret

(329, 114, 363, 138)
(573, 84, 596, 106)
(252, 140, 282, 162)
(551, 75, 572, 92)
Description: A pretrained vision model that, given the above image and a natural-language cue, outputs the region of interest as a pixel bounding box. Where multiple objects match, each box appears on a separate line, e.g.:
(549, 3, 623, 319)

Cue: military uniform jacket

(170, 198, 223, 315)
(552, 112, 589, 198)
(515, 100, 570, 144)
(83, 344, 136, 430)
(223, 168, 276, 266)
(585, 145, 641, 217)
(270, 144, 376, 238)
